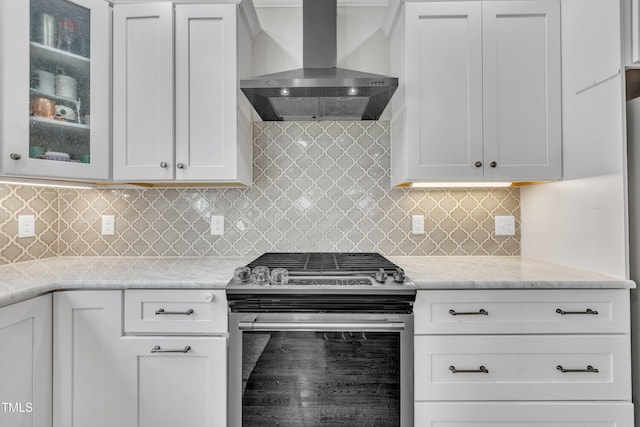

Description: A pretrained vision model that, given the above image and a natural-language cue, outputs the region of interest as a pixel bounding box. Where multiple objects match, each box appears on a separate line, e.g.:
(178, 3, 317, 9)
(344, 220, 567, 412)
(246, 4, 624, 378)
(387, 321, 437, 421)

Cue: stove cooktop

(246, 252, 400, 275)
(226, 252, 416, 312)
(227, 252, 414, 291)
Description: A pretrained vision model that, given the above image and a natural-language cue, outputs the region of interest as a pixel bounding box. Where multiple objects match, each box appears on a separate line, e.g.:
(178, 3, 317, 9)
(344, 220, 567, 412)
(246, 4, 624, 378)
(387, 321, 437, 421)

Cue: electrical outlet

(411, 215, 425, 235)
(102, 215, 115, 236)
(495, 215, 515, 236)
(211, 215, 224, 236)
(18, 215, 35, 238)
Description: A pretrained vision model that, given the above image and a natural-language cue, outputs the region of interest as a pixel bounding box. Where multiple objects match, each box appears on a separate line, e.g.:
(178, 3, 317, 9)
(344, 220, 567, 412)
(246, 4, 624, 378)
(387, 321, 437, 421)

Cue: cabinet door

(120, 336, 227, 427)
(404, 2, 484, 181)
(482, 0, 561, 181)
(175, 4, 241, 181)
(113, 3, 174, 181)
(1, 0, 109, 180)
(53, 291, 122, 427)
(415, 402, 634, 426)
(0, 295, 52, 427)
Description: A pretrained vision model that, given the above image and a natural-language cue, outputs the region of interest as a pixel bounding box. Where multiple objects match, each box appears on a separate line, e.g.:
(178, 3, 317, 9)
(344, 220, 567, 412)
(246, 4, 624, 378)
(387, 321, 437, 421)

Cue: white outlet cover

(18, 215, 35, 238)
(412, 215, 425, 235)
(211, 215, 224, 236)
(102, 215, 116, 236)
(495, 215, 516, 236)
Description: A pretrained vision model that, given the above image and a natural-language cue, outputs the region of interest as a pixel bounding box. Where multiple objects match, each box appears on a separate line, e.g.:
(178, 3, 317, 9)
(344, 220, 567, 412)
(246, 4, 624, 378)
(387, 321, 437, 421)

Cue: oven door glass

(242, 330, 400, 426)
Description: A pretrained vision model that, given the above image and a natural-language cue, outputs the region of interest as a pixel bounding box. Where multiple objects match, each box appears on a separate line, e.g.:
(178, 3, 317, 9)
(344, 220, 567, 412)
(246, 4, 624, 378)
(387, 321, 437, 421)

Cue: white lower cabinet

(52, 289, 228, 427)
(120, 289, 228, 427)
(53, 291, 122, 427)
(415, 402, 634, 426)
(119, 336, 227, 427)
(0, 294, 52, 427)
(414, 289, 633, 425)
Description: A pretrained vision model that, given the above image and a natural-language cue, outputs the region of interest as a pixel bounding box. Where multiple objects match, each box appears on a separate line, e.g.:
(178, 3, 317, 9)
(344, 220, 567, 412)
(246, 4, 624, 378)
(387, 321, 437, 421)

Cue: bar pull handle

(238, 321, 405, 332)
(449, 309, 488, 316)
(449, 365, 489, 374)
(151, 345, 191, 354)
(556, 365, 599, 373)
(155, 308, 195, 316)
(555, 308, 598, 315)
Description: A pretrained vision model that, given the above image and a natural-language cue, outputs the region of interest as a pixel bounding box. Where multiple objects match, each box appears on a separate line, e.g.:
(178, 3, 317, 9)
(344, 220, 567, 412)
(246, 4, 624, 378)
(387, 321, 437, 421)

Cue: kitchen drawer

(414, 335, 631, 401)
(414, 289, 630, 334)
(124, 290, 227, 334)
(415, 402, 634, 426)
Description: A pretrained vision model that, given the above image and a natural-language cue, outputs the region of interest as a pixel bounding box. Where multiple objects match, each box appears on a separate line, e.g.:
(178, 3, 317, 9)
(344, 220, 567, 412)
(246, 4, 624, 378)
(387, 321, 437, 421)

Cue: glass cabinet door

(30, 0, 91, 164)
(1, 0, 108, 181)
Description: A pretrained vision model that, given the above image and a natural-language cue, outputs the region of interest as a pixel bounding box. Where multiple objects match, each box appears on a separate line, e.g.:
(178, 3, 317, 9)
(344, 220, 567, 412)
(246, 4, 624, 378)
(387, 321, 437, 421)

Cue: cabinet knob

(160, 161, 168, 168)
(490, 161, 497, 168)
(474, 161, 482, 168)
(9, 153, 22, 160)
(203, 293, 214, 303)
(177, 163, 185, 169)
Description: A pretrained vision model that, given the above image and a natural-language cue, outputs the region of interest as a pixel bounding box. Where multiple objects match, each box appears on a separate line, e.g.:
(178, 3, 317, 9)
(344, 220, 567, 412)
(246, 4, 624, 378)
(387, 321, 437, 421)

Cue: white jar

(32, 69, 55, 95)
(55, 75, 77, 99)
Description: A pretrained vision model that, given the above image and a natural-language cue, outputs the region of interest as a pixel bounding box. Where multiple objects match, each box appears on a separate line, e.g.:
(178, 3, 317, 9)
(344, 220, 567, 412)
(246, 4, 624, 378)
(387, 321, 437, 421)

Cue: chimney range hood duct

(240, 0, 398, 121)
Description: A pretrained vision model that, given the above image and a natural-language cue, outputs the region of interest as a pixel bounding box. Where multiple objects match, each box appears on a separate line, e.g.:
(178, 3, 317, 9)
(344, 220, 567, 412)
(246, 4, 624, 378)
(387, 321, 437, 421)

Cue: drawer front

(415, 335, 631, 401)
(415, 402, 634, 426)
(124, 290, 227, 334)
(415, 289, 630, 334)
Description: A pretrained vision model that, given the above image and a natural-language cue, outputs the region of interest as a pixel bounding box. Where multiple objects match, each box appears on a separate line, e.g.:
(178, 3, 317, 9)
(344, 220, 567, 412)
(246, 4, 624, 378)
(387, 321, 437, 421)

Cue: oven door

(228, 312, 414, 427)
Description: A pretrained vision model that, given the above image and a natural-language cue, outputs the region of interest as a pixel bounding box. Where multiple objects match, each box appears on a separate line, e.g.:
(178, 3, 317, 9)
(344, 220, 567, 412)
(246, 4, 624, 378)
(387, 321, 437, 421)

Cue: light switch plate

(412, 215, 425, 235)
(102, 215, 115, 236)
(495, 215, 515, 236)
(211, 215, 224, 236)
(18, 215, 35, 238)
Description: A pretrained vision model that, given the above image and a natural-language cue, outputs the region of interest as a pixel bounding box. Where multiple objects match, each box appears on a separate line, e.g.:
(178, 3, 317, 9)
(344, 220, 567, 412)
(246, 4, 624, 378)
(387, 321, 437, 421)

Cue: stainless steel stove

(227, 253, 415, 426)
(226, 252, 416, 312)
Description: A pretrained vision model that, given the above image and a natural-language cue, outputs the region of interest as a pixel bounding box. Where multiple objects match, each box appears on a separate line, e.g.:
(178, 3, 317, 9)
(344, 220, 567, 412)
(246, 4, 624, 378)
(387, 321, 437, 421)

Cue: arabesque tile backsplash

(0, 121, 520, 265)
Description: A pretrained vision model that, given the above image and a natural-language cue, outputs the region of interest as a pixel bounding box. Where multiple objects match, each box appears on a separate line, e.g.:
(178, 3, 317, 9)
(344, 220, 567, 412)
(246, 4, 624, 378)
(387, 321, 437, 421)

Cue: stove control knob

(375, 268, 388, 283)
(233, 267, 252, 282)
(270, 268, 289, 286)
(393, 268, 406, 283)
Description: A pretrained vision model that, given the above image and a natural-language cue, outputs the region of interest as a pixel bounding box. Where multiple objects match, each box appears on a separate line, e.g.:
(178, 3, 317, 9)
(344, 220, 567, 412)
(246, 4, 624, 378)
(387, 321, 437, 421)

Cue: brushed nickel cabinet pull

(555, 308, 598, 315)
(160, 161, 168, 168)
(556, 365, 599, 373)
(449, 309, 488, 316)
(449, 365, 489, 374)
(10, 153, 22, 160)
(151, 345, 191, 354)
(155, 308, 195, 315)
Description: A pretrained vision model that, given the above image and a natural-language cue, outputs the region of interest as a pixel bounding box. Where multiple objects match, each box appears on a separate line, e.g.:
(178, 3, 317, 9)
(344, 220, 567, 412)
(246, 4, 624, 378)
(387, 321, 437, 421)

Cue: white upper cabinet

(113, 1, 255, 185)
(388, 0, 561, 186)
(0, 0, 110, 181)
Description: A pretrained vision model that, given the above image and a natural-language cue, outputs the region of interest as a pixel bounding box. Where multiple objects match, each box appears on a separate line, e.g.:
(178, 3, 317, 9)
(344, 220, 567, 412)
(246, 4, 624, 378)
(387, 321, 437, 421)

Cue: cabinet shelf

(30, 41, 89, 79)
(30, 116, 89, 136)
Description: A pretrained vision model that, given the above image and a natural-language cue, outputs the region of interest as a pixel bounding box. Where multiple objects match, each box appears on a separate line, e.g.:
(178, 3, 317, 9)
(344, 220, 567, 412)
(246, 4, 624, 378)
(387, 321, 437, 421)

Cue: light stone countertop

(0, 256, 253, 307)
(0, 256, 634, 308)
(390, 256, 635, 290)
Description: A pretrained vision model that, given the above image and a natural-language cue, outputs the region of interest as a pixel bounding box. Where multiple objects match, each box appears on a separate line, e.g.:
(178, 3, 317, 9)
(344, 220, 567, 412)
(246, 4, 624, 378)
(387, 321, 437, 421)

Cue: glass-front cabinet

(0, 0, 108, 181)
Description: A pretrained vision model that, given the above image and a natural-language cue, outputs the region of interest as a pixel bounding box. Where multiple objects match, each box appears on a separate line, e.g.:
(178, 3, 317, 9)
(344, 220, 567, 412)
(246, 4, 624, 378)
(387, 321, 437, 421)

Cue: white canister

(31, 69, 55, 95)
(55, 75, 77, 99)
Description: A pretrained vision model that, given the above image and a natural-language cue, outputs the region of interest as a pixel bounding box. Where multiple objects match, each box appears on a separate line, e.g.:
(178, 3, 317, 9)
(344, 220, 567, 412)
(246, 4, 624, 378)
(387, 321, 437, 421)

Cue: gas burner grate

(246, 252, 399, 275)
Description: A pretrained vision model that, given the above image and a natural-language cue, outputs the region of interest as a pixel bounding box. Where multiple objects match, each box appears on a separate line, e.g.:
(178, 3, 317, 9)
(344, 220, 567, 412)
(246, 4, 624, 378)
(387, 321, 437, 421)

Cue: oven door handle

(238, 321, 406, 331)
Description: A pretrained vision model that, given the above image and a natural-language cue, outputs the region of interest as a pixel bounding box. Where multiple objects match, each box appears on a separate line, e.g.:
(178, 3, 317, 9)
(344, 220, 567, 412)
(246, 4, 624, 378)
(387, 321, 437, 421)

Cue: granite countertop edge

(0, 256, 634, 308)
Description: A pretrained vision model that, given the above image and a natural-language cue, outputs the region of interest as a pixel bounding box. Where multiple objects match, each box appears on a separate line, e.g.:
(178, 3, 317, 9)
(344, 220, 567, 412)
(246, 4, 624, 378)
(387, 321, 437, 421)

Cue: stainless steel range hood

(240, 0, 398, 121)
